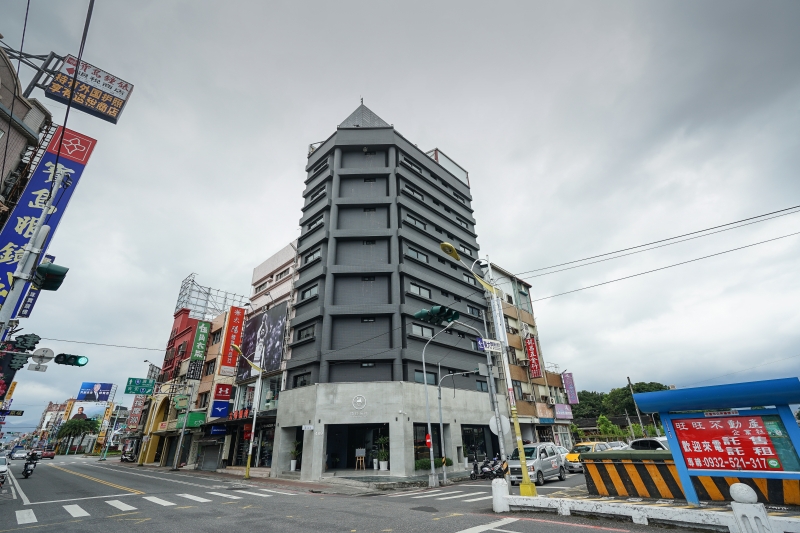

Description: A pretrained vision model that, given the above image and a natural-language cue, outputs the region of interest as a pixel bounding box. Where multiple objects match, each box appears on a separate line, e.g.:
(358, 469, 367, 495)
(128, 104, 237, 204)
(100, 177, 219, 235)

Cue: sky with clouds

(1, 0, 799, 434)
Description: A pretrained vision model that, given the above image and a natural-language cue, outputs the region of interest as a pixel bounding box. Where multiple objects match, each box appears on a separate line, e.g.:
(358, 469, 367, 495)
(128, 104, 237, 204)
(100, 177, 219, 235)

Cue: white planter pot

(373, 458, 378, 470)
(379, 460, 389, 471)
(290, 459, 297, 471)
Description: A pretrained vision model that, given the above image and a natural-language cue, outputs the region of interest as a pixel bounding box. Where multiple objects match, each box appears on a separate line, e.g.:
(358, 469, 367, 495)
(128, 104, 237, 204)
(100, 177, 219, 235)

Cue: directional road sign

(476, 337, 502, 353)
(125, 377, 156, 395)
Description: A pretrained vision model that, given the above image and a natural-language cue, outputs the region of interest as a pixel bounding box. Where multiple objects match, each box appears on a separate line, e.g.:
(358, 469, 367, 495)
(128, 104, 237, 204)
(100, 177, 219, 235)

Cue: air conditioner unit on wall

(548, 397, 557, 405)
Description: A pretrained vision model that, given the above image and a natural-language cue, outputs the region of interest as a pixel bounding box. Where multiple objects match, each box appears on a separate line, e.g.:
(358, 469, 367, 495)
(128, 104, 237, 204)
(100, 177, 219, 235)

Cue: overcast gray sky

(2, 1, 799, 433)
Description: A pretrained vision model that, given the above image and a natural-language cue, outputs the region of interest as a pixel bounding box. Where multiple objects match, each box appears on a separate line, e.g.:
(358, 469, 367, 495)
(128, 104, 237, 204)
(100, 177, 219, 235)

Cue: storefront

(326, 423, 389, 469)
(211, 411, 277, 469)
(460, 425, 499, 462)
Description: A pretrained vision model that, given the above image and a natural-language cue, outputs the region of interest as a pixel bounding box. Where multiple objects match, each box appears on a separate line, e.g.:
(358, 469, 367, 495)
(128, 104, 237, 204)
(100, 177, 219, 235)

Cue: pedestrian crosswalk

(11, 488, 300, 525)
(388, 488, 492, 502)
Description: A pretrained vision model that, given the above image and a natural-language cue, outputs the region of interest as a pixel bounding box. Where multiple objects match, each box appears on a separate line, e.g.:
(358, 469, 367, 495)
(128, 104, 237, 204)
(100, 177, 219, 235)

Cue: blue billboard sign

(211, 400, 229, 419)
(0, 127, 96, 315)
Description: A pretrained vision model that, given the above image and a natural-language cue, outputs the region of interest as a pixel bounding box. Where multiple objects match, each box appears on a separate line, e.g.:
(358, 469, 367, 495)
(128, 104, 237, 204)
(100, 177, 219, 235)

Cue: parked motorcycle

(120, 451, 136, 463)
(470, 457, 502, 480)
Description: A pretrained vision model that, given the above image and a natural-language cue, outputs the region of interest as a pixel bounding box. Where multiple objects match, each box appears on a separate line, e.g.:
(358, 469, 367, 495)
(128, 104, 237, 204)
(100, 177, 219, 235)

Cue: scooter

(21, 460, 36, 478)
(120, 451, 136, 463)
(470, 458, 499, 480)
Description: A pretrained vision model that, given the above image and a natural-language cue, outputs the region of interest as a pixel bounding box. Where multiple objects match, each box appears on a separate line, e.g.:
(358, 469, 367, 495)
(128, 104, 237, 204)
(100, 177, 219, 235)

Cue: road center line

(50, 465, 143, 494)
(88, 464, 223, 488)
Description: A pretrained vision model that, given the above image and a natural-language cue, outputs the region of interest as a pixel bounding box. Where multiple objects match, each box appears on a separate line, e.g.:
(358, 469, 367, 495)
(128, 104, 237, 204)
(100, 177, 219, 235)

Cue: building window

(457, 217, 470, 229)
(414, 370, 437, 385)
(459, 244, 472, 256)
(409, 282, 431, 299)
(467, 305, 481, 317)
(407, 215, 426, 230)
(204, 360, 216, 376)
(305, 249, 321, 263)
(463, 273, 477, 286)
(506, 294, 513, 304)
(297, 325, 315, 340)
(198, 392, 209, 408)
(307, 215, 323, 231)
(364, 177, 376, 183)
(309, 186, 325, 202)
(362, 276, 375, 281)
(211, 330, 222, 345)
(433, 199, 440, 206)
(254, 281, 268, 294)
(301, 285, 319, 300)
(454, 296, 462, 302)
(407, 187, 424, 201)
(512, 380, 523, 400)
(293, 373, 311, 388)
(441, 290, 449, 297)
(363, 240, 376, 245)
(457, 332, 465, 338)
(411, 324, 434, 338)
(435, 227, 442, 233)
(454, 192, 466, 203)
(402, 157, 422, 174)
(438, 258, 446, 264)
(361, 317, 375, 323)
(471, 340, 479, 351)
(445, 206, 451, 213)
(275, 268, 290, 281)
(476, 380, 489, 392)
(361, 362, 375, 367)
(363, 207, 376, 212)
(408, 248, 428, 263)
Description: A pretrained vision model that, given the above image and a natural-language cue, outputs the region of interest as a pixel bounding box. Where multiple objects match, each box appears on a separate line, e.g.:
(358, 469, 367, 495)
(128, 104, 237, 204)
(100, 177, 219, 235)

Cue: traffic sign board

(425, 433, 431, 447)
(125, 377, 155, 395)
(0, 410, 23, 416)
(476, 337, 502, 353)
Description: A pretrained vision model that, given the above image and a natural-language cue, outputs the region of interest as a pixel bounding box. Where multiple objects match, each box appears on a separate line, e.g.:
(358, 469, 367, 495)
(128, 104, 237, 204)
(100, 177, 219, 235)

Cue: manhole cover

(411, 506, 438, 513)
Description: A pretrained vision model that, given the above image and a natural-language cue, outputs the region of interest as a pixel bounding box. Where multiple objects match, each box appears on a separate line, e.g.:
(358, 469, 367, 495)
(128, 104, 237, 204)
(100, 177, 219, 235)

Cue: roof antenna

(361, 96, 363, 105)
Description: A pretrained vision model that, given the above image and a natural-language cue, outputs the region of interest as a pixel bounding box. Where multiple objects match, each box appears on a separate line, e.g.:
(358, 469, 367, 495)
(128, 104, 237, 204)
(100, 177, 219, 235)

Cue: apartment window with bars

(457, 217, 470, 229)
(275, 268, 290, 281)
(409, 282, 431, 299)
(305, 249, 321, 263)
(301, 285, 319, 300)
(309, 186, 325, 202)
(210, 330, 222, 345)
(512, 380, 524, 400)
(254, 281, 268, 294)
(407, 214, 426, 230)
(306, 215, 323, 231)
(204, 360, 216, 376)
(408, 248, 428, 263)
(297, 325, 315, 341)
(406, 187, 424, 201)
(411, 324, 434, 338)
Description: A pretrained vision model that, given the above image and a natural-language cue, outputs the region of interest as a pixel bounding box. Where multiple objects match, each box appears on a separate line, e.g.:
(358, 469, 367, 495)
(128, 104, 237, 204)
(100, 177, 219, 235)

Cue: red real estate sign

(524, 337, 542, 379)
(673, 416, 782, 471)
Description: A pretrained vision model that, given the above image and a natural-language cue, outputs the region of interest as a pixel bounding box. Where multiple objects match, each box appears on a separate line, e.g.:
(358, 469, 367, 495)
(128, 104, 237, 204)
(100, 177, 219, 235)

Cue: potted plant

(375, 435, 390, 471)
(289, 440, 302, 471)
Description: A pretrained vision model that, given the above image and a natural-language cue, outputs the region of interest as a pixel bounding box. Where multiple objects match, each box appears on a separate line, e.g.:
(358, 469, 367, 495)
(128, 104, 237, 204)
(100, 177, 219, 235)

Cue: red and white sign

(425, 433, 432, 448)
(213, 383, 232, 400)
(125, 394, 147, 429)
(218, 306, 246, 377)
(524, 337, 542, 379)
(46, 126, 97, 164)
(673, 416, 783, 472)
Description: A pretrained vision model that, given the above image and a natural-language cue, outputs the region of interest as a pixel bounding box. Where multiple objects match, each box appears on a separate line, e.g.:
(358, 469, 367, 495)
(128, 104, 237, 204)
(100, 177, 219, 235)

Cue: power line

(529, 230, 800, 303)
(39, 337, 163, 351)
(516, 204, 800, 276)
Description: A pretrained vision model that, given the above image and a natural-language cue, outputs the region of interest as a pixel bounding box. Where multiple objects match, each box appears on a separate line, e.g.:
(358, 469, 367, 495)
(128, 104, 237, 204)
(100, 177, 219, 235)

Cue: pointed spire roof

(338, 104, 391, 129)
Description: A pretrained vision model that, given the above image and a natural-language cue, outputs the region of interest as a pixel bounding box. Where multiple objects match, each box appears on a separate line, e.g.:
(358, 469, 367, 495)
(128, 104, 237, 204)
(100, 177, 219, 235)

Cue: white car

(11, 449, 28, 460)
(0, 456, 8, 477)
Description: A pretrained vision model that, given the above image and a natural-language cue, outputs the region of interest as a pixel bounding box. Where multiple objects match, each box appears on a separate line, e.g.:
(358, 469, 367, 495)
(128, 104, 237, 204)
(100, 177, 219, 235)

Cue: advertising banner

(176, 412, 206, 428)
(554, 404, 573, 419)
(210, 400, 229, 419)
(524, 337, 542, 379)
(68, 401, 107, 421)
(190, 321, 211, 361)
(0, 127, 97, 313)
(126, 395, 147, 430)
(563, 372, 579, 404)
(76, 382, 113, 401)
(237, 302, 288, 380)
(673, 415, 793, 472)
(186, 360, 203, 380)
(213, 383, 232, 400)
(17, 255, 54, 318)
(210, 425, 226, 435)
(44, 55, 133, 124)
(218, 307, 245, 377)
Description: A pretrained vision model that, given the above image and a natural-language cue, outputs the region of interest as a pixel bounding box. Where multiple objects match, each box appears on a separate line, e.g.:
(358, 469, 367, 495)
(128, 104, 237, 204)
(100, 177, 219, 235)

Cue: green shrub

(414, 457, 454, 470)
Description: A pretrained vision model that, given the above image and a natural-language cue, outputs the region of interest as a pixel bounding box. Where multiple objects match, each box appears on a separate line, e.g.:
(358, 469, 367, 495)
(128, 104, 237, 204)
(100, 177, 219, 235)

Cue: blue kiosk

(634, 378, 800, 506)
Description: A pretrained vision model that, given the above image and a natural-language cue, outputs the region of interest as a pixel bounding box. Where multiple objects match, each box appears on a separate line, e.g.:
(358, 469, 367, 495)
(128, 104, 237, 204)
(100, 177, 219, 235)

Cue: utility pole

(99, 407, 120, 461)
(171, 381, 194, 471)
(627, 377, 647, 437)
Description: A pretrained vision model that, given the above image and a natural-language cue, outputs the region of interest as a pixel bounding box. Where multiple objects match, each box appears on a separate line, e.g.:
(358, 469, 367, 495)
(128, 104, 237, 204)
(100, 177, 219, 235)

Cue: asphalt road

(1, 456, 696, 533)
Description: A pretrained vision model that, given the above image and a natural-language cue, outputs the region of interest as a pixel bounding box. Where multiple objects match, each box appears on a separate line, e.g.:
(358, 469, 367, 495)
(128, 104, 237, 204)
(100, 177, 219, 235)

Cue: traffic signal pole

(0, 171, 64, 339)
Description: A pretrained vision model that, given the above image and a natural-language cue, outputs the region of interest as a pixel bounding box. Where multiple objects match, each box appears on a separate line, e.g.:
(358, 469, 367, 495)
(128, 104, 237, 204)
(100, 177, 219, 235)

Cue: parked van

(508, 442, 566, 486)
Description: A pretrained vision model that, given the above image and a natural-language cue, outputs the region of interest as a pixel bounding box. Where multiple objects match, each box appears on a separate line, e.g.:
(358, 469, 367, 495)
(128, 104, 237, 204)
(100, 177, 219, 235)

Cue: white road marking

(27, 493, 137, 505)
(206, 491, 242, 499)
(463, 495, 494, 502)
(259, 488, 297, 495)
(176, 494, 213, 502)
(106, 500, 138, 511)
(63, 504, 90, 517)
(143, 496, 176, 506)
(386, 489, 428, 497)
(235, 490, 272, 497)
(437, 492, 487, 500)
(8, 470, 30, 505)
(454, 518, 518, 533)
(413, 490, 462, 499)
(89, 465, 222, 488)
(16, 509, 37, 524)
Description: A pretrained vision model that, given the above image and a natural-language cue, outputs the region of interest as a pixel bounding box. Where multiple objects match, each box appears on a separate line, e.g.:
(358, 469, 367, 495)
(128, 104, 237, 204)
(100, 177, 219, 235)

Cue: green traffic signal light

(54, 353, 88, 367)
(414, 307, 460, 325)
(33, 262, 69, 291)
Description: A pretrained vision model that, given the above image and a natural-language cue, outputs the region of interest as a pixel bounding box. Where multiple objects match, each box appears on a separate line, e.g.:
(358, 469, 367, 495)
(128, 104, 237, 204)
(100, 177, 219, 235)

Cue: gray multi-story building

(272, 105, 511, 480)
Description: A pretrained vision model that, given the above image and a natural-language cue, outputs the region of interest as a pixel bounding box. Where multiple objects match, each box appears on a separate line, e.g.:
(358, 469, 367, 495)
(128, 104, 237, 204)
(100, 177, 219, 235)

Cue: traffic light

(54, 353, 88, 366)
(413, 306, 460, 325)
(8, 352, 30, 370)
(32, 263, 69, 291)
(12, 334, 41, 352)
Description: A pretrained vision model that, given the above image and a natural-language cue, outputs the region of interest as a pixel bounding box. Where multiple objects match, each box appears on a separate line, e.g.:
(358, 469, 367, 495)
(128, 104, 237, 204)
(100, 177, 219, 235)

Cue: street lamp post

(440, 242, 536, 497)
(233, 344, 264, 480)
(99, 408, 119, 461)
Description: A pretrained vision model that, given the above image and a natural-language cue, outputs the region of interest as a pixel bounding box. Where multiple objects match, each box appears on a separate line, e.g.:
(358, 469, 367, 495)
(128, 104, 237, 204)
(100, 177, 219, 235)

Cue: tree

(572, 391, 606, 419)
(57, 419, 99, 454)
(602, 382, 669, 416)
(596, 415, 625, 437)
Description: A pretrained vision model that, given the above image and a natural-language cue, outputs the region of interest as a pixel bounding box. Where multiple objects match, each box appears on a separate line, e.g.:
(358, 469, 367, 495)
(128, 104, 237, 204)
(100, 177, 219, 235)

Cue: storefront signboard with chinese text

(218, 307, 245, 377)
(563, 372, 579, 404)
(524, 337, 542, 379)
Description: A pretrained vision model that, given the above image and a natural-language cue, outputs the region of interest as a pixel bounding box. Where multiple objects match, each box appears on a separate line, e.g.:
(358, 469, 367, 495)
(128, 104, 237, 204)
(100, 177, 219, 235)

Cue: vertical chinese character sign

(218, 307, 245, 377)
(524, 336, 543, 379)
(186, 321, 211, 380)
(563, 372, 579, 405)
(0, 127, 96, 313)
